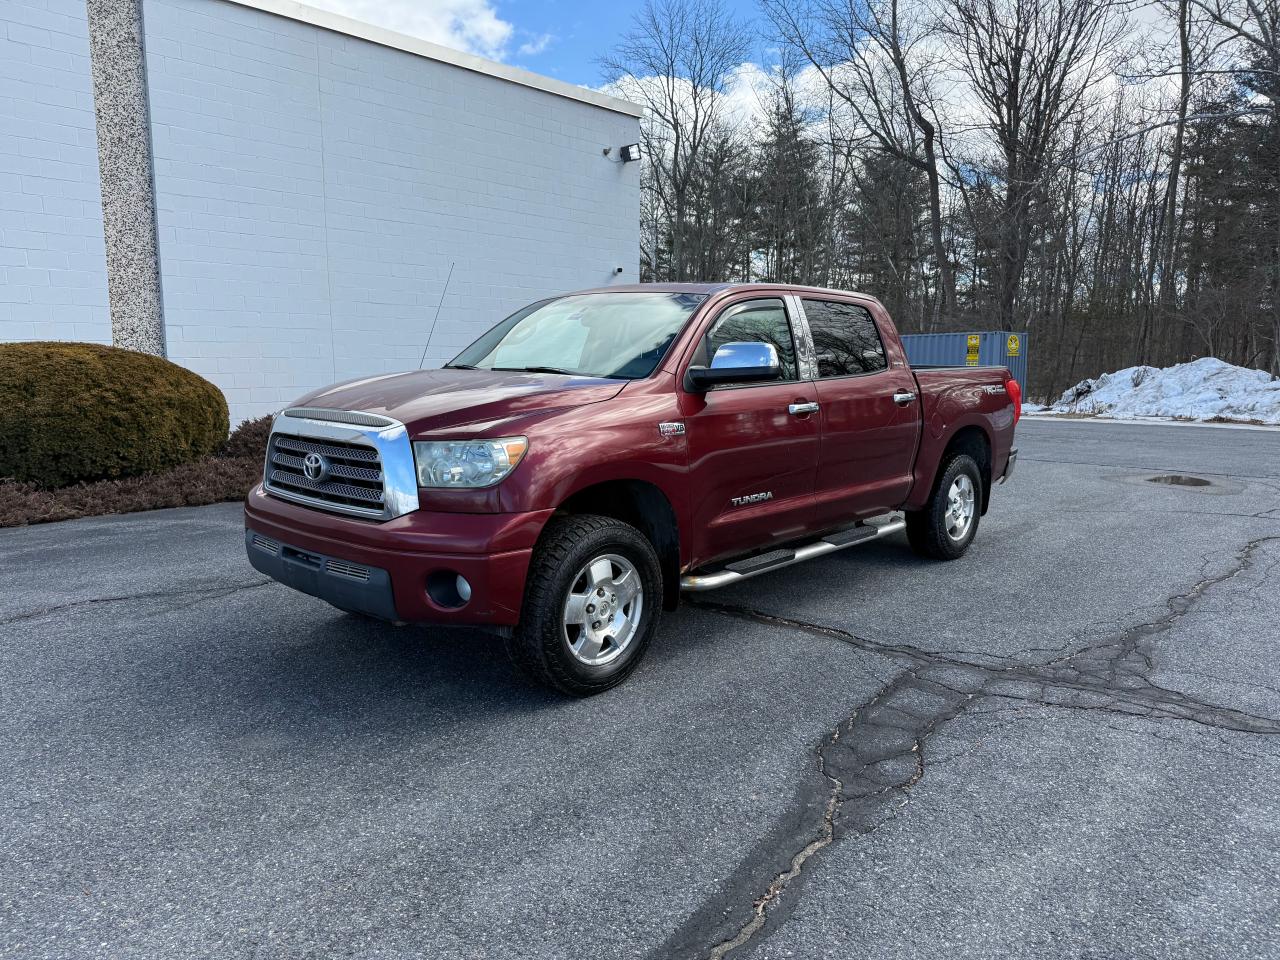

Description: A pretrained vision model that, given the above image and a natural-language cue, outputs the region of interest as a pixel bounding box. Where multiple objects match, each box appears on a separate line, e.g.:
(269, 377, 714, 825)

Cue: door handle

(788, 402, 820, 415)
(892, 391, 916, 406)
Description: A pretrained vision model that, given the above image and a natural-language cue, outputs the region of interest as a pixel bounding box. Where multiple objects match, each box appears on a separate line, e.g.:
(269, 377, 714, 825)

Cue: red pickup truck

(245, 284, 1019, 694)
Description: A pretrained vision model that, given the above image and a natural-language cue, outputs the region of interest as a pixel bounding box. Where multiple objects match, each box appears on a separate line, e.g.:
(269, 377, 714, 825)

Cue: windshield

(449, 292, 707, 380)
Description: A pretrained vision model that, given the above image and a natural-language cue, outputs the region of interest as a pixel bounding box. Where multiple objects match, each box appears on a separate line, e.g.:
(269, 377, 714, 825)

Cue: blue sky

(502, 0, 653, 85)
(500, 0, 766, 85)
(309, 0, 765, 88)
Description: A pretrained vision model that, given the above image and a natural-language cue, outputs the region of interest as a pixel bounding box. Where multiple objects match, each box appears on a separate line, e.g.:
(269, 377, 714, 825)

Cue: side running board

(679, 516, 907, 592)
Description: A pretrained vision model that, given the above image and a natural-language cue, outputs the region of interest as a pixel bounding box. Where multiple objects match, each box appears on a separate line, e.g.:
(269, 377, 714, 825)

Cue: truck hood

(292, 368, 628, 435)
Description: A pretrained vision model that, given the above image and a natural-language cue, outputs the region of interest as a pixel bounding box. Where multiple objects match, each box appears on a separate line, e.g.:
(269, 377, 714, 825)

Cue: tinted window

(702, 298, 797, 381)
(802, 299, 887, 377)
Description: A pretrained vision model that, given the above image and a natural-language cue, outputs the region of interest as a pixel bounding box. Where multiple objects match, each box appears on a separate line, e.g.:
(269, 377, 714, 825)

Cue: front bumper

(244, 484, 553, 626)
(246, 529, 400, 620)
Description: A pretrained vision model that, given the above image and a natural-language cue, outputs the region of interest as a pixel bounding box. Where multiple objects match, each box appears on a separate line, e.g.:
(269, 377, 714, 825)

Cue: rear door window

(801, 299, 887, 377)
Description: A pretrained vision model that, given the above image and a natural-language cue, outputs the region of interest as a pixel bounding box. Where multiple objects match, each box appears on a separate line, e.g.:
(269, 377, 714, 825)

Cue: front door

(680, 297, 821, 565)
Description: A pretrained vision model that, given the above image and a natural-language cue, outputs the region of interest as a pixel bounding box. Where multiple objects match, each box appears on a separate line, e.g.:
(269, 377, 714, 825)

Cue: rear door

(680, 296, 821, 564)
(800, 297, 921, 522)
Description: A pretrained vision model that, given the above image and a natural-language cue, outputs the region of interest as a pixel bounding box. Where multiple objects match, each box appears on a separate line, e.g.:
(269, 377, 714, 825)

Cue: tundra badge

(730, 491, 774, 506)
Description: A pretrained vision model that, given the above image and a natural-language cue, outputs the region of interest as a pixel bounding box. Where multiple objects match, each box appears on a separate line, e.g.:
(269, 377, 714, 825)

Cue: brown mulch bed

(0, 416, 273, 528)
(0, 456, 262, 528)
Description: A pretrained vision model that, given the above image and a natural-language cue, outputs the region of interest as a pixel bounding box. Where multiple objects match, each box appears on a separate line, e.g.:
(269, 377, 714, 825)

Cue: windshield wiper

(491, 365, 581, 376)
(443, 363, 477, 370)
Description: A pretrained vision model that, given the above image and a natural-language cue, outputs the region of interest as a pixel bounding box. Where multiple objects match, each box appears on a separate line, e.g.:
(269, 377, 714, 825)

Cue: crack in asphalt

(656, 535, 1280, 960)
(0, 579, 275, 626)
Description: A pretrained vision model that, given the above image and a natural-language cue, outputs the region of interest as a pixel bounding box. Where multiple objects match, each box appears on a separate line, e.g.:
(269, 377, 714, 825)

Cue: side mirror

(685, 342, 781, 392)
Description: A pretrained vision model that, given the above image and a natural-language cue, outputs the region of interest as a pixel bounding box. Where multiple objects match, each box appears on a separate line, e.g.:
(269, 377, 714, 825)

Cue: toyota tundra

(245, 284, 1020, 695)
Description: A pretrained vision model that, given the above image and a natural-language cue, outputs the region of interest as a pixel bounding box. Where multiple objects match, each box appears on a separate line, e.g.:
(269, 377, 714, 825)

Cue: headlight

(413, 437, 528, 488)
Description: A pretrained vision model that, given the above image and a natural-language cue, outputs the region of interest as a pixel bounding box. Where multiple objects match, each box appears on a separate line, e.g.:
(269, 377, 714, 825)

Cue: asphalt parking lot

(3, 419, 1280, 960)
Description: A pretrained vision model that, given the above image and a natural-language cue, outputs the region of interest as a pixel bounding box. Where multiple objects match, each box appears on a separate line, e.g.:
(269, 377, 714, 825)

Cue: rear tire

(906, 453, 982, 560)
(508, 514, 662, 696)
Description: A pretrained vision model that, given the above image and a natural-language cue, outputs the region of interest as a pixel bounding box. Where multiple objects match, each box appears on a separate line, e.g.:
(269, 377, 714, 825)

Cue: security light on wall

(619, 143, 642, 162)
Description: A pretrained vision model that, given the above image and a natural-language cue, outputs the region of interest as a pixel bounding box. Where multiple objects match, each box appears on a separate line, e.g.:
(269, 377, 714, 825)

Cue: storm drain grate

(1147, 474, 1212, 487)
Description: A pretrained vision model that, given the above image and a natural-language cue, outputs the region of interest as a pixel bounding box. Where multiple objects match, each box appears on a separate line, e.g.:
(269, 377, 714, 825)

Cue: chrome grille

(251, 534, 280, 555)
(273, 435, 380, 463)
(265, 432, 385, 518)
(270, 450, 381, 483)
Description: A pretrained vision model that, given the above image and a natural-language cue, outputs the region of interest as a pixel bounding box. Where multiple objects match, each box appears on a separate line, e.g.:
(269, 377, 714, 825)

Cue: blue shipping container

(900, 331, 1029, 394)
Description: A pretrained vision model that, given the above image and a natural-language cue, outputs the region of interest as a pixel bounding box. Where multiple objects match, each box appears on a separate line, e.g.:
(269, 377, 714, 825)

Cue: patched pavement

(3, 420, 1279, 959)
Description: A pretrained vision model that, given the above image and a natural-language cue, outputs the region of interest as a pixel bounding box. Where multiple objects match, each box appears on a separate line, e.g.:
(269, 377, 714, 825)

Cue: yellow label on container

(966, 334, 980, 366)
(1007, 334, 1021, 357)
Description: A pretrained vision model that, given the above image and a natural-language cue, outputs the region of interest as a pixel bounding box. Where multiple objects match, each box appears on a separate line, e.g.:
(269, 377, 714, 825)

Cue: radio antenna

(418, 261, 456, 369)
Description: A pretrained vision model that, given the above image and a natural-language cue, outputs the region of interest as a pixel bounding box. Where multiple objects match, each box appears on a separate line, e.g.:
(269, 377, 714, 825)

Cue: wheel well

(556, 480, 681, 610)
(942, 426, 993, 513)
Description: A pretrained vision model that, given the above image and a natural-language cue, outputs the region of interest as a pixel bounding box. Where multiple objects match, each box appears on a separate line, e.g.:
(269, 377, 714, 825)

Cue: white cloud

(517, 32, 554, 57)
(721, 62, 772, 128)
(305, 0, 514, 60)
(604, 61, 836, 132)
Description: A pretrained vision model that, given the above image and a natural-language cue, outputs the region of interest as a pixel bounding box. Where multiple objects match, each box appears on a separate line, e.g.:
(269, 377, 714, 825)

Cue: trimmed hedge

(0, 342, 229, 488)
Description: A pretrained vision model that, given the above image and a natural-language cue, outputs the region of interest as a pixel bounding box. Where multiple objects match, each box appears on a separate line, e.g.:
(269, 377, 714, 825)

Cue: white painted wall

(143, 0, 641, 425)
(0, 0, 111, 345)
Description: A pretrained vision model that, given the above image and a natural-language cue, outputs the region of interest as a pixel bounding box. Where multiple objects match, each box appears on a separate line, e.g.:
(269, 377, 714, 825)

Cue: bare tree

(1168, 3, 1195, 272)
(763, 0, 959, 325)
(600, 0, 752, 281)
(1185, 0, 1280, 84)
(608, 0, 1280, 387)
(942, 0, 1125, 328)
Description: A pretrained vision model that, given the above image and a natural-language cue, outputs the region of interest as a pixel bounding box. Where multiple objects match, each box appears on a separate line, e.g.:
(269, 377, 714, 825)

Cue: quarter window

(701, 298, 798, 382)
(802, 299, 887, 377)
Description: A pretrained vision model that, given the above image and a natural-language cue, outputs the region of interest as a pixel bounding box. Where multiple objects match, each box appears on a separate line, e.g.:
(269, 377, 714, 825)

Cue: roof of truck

(569, 282, 881, 303)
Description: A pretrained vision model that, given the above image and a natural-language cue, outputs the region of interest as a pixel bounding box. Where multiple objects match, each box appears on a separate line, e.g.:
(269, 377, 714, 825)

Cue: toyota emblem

(302, 452, 329, 482)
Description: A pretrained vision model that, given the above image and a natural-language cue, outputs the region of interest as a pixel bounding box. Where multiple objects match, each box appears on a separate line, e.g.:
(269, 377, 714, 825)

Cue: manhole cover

(1147, 474, 1212, 487)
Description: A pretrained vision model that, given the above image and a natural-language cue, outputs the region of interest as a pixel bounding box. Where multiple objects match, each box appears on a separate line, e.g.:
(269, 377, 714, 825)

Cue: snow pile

(1051, 357, 1280, 425)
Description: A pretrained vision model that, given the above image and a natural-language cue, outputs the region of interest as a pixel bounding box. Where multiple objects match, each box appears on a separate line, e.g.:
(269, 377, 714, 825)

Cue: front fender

(496, 391, 693, 564)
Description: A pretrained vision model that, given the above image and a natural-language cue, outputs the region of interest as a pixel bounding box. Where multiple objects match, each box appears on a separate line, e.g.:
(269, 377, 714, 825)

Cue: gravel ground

(2, 419, 1278, 959)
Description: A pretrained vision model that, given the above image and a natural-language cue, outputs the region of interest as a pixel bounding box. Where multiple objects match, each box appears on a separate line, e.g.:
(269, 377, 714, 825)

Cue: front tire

(906, 453, 982, 560)
(508, 514, 662, 696)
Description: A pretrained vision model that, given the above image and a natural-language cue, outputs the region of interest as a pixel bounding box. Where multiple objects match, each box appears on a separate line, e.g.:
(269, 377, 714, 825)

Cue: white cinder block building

(0, 0, 642, 424)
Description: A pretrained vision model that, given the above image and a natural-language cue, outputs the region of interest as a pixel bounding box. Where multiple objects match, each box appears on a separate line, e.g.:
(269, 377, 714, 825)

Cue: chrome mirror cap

(709, 341, 780, 371)
(685, 341, 782, 392)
